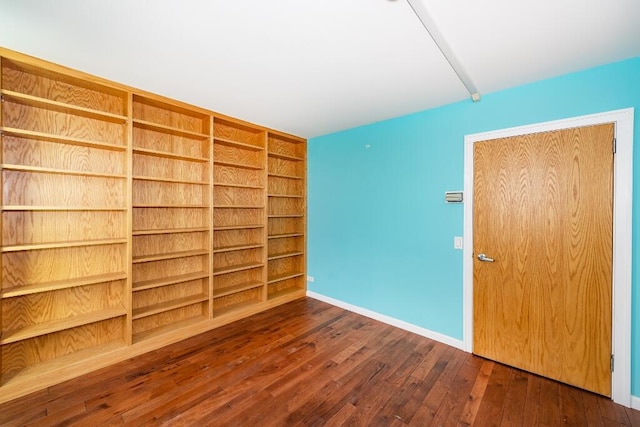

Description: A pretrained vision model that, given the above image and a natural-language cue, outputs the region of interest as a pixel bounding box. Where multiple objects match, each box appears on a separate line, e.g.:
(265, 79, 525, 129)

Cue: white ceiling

(1, 0, 639, 138)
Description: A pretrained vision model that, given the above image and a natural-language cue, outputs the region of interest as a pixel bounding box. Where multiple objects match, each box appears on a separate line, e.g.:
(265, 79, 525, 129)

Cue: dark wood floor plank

(324, 402, 357, 426)
(432, 357, 485, 426)
(625, 407, 640, 427)
(459, 359, 494, 426)
(459, 354, 512, 427)
(537, 376, 562, 426)
(559, 383, 588, 426)
(523, 372, 543, 427)
(0, 297, 637, 426)
(26, 402, 86, 427)
(0, 389, 49, 426)
(499, 368, 528, 426)
(410, 346, 468, 425)
(582, 391, 606, 427)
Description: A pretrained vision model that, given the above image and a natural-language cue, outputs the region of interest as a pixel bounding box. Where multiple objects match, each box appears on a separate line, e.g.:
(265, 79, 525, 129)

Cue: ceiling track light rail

(406, 0, 481, 102)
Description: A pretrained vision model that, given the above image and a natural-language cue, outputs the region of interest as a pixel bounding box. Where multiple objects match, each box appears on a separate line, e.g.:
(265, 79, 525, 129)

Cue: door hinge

(613, 138, 617, 154)
(611, 354, 615, 372)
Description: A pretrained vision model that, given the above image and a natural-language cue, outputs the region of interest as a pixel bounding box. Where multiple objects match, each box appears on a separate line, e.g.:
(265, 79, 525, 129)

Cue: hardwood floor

(1, 297, 638, 426)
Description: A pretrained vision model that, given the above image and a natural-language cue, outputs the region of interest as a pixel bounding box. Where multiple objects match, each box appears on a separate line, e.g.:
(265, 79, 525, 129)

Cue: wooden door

(473, 124, 614, 396)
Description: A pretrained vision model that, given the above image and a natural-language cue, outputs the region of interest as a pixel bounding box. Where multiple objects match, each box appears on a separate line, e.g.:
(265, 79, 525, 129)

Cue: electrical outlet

(307, 275, 315, 283)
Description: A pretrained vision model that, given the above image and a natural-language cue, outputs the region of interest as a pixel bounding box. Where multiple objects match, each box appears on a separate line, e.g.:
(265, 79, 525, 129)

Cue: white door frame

(462, 108, 634, 406)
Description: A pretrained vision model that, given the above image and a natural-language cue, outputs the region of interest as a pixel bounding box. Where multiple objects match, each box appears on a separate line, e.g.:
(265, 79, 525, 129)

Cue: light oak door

(473, 124, 614, 396)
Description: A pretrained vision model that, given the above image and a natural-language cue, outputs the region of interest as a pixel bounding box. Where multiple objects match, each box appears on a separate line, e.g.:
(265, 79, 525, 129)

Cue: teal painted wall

(307, 57, 640, 394)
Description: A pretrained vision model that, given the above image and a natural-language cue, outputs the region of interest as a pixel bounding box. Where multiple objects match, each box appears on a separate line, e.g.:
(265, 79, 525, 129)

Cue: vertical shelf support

(124, 92, 134, 345)
(0, 56, 4, 376)
(208, 115, 215, 319)
(261, 131, 269, 302)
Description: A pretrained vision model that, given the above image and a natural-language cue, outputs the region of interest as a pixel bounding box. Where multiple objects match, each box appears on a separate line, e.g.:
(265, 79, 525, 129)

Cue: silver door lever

(477, 253, 495, 262)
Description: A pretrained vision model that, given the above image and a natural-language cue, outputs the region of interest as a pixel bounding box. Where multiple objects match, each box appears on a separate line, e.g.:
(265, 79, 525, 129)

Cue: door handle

(477, 253, 495, 262)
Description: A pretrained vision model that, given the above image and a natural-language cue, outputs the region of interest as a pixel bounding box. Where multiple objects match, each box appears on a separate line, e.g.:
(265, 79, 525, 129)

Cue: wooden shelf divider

(133, 118, 209, 139)
(0, 127, 127, 151)
(1, 89, 128, 123)
(2, 238, 127, 252)
(132, 294, 209, 320)
(213, 261, 263, 276)
(0, 307, 127, 345)
(2, 164, 127, 179)
(132, 271, 210, 292)
(213, 281, 263, 298)
(132, 227, 209, 236)
(1, 272, 128, 298)
(268, 251, 304, 261)
(267, 272, 305, 285)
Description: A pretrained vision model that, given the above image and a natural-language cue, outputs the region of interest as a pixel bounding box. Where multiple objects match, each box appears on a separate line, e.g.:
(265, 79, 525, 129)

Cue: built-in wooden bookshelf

(267, 132, 307, 300)
(131, 95, 212, 344)
(0, 48, 306, 404)
(212, 119, 267, 317)
(0, 55, 129, 388)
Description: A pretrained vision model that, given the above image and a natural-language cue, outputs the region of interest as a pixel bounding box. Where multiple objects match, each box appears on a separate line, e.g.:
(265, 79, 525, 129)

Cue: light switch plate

(454, 236, 463, 249)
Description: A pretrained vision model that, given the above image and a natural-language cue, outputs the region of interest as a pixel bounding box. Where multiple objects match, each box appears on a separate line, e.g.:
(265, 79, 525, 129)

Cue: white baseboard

(307, 291, 465, 351)
(631, 395, 640, 410)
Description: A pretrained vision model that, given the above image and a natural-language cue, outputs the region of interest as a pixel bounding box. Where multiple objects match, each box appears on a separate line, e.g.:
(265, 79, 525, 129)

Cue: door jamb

(462, 108, 634, 406)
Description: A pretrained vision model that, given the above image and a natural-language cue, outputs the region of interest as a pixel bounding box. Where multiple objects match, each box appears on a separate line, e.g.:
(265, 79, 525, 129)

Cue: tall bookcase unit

(131, 96, 211, 343)
(212, 119, 267, 317)
(0, 48, 306, 403)
(0, 58, 130, 385)
(267, 132, 307, 300)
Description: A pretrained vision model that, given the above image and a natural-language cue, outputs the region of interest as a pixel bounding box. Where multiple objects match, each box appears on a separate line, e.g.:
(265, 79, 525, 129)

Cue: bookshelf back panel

(268, 277, 304, 297)
(213, 164, 263, 188)
(268, 217, 304, 235)
(213, 269, 262, 291)
(3, 244, 125, 287)
(132, 281, 206, 309)
(3, 136, 125, 175)
(268, 236, 304, 257)
(4, 171, 125, 207)
(214, 186, 262, 207)
(213, 288, 261, 312)
(132, 180, 207, 206)
(268, 157, 303, 178)
(133, 232, 208, 258)
(133, 154, 207, 182)
(132, 127, 208, 158)
(214, 208, 264, 228)
(268, 197, 304, 216)
(268, 255, 304, 276)
(132, 256, 207, 283)
(268, 176, 304, 195)
(3, 102, 125, 145)
(214, 144, 263, 168)
(214, 248, 263, 270)
(133, 208, 207, 231)
(214, 121, 263, 147)
(132, 305, 205, 335)
(3, 211, 125, 245)
(213, 229, 263, 249)
(2, 282, 124, 331)
(2, 61, 126, 115)
(1, 318, 124, 379)
(268, 136, 305, 159)
(133, 99, 207, 134)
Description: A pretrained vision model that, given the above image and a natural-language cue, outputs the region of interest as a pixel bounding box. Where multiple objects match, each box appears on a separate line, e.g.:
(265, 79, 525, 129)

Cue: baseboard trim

(631, 395, 640, 410)
(307, 291, 465, 351)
